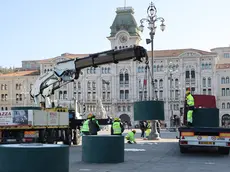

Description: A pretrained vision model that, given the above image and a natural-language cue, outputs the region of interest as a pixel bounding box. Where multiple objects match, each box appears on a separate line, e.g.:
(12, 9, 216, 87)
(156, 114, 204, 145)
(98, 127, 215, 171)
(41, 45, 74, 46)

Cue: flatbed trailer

(178, 126, 230, 154)
(178, 94, 230, 155)
(0, 109, 112, 145)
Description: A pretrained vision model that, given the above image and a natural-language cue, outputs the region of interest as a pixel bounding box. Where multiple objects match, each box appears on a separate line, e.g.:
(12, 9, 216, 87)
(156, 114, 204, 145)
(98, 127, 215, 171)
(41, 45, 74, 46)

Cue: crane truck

(178, 94, 230, 155)
(0, 46, 148, 145)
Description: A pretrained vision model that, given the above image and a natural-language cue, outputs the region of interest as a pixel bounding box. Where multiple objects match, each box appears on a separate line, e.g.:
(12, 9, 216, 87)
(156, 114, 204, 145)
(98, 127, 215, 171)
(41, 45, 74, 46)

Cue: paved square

(69, 131, 230, 172)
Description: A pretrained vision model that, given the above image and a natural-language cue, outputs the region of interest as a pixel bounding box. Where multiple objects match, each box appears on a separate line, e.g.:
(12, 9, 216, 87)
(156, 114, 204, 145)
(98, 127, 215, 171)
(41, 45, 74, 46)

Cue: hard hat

(114, 117, 120, 121)
(132, 130, 136, 134)
(87, 114, 93, 119)
(186, 88, 190, 94)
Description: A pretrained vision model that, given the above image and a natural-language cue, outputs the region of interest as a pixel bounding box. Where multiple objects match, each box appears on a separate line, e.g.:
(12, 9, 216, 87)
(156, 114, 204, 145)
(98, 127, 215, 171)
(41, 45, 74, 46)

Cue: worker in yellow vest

(144, 121, 151, 140)
(111, 118, 124, 135)
(186, 89, 194, 126)
(81, 114, 93, 135)
(125, 130, 136, 144)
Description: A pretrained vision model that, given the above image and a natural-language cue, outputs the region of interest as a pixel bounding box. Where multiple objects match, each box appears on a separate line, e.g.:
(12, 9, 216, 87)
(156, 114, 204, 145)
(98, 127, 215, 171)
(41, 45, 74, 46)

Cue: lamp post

(139, 2, 165, 140)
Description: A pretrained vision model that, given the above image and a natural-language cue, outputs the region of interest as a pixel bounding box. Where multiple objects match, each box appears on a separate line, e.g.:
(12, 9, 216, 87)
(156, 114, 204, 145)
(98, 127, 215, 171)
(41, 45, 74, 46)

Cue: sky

(0, 0, 229, 67)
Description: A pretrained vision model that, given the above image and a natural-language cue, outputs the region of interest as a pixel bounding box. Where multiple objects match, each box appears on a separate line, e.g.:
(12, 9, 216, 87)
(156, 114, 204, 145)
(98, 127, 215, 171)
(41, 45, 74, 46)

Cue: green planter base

(0, 144, 69, 172)
(82, 136, 124, 163)
(134, 101, 165, 121)
(193, 108, 219, 127)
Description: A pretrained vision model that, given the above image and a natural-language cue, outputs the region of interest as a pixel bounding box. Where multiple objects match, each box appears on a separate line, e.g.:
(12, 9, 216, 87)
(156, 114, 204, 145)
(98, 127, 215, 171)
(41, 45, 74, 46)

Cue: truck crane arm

(30, 46, 148, 105)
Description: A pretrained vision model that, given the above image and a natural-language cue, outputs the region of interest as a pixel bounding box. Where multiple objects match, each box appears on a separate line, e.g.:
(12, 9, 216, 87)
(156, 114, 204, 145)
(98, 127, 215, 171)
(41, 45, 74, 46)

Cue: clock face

(119, 34, 128, 43)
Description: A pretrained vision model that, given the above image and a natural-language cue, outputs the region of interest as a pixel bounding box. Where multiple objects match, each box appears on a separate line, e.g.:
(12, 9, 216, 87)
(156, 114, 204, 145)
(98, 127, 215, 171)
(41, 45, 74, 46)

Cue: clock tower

(107, 7, 141, 49)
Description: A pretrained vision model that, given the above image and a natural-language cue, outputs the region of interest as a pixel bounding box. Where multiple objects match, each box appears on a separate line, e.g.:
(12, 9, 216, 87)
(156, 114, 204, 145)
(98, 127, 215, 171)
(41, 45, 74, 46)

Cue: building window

(102, 92, 106, 100)
(226, 88, 230, 96)
(92, 81, 96, 90)
(92, 92, 96, 100)
(59, 91, 62, 99)
(125, 72, 129, 85)
(77, 92, 81, 100)
(154, 79, 158, 89)
(175, 79, 179, 88)
(221, 77, 225, 84)
(144, 91, 147, 99)
(77, 82, 81, 90)
(125, 90, 129, 99)
(175, 90, 179, 100)
(191, 87, 195, 94)
(208, 77, 211, 87)
(87, 81, 91, 90)
(224, 53, 230, 58)
(227, 103, 230, 109)
(222, 88, 226, 96)
(139, 91, 143, 100)
(191, 70, 195, 78)
(202, 78, 206, 87)
(87, 92, 91, 100)
(107, 92, 110, 100)
(159, 90, 163, 100)
(159, 79, 163, 88)
(222, 103, 225, 109)
(127, 106, 131, 112)
(120, 90, 124, 99)
(208, 89, 212, 95)
(119, 73, 124, 85)
(226, 77, 229, 84)
(63, 91, 67, 99)
(185, 70, 190, 79)
(203, 89, 206, 95)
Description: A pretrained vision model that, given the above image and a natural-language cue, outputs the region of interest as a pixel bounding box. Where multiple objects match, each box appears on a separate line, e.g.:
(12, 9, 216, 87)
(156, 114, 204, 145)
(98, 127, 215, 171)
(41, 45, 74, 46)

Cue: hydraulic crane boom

(30, 46, 148, 105)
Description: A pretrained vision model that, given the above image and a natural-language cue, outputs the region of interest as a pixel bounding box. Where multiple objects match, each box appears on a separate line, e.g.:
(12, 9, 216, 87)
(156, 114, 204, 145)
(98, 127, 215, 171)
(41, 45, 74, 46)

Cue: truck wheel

(180, 146, 188, 154)
(218, 147, 229, 155)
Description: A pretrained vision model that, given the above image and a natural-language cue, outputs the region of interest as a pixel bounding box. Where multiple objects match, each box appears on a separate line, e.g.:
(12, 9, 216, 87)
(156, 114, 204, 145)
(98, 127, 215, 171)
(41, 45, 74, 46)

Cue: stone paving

(69, 131, 230, 172)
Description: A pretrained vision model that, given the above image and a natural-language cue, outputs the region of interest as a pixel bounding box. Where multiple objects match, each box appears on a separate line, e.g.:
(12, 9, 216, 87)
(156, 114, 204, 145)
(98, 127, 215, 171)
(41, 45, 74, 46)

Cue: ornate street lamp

(139, 2, 165, 100)
(139, 2, 165, 140)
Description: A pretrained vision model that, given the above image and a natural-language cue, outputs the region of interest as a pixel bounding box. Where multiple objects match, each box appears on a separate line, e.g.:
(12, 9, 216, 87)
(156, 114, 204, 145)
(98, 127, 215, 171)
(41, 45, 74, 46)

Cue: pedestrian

(156, 120, 161, 137)
(111, 118, 124, 135)
(88, 114, 100, 135)
(125, 130, 136, 144)
(139, 121, 145, 138)
(80, 114, 92, 135)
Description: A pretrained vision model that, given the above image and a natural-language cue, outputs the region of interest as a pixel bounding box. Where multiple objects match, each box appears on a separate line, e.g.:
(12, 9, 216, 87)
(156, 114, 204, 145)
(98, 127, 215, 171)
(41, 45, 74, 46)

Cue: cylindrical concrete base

(134, 100, 165, 121)
(193, 108, 219, 127)
(0, 144, 69, 172)
(82, 136, 124, 163)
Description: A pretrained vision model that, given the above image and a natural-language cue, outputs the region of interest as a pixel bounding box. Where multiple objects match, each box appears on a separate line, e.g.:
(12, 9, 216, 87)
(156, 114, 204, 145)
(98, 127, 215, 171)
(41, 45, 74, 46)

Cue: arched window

(208, 77, 211, 87)
(77, 82, 81, 89)
(159, 79, 163, 88)
(160, 65, 164, 71)
(125, 72, 129, 84)
(226, 77, 229, 84)
(59, 91, 63, 99)
(93, 68, 96, 74)
(201, 63, 205, 69)
(154, 79, 158, 88)
(119, 73, 124, 84)
(153, 65, 156, 72)
(202, 78, 206, 87)
(175, 79, 179, 87)
(208, 63, 212, 69)
(227, 103, 230, 109)
(191, 69, 195, 78)
(104, 68, 107, 74)
(141, 66, 144, 73)
(157, 65, 160, 72)
(205, 63, 208, 69)
(222, 103, 225, 109)
(108, 67, 111, 73)
(221, 77, 225, 84)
